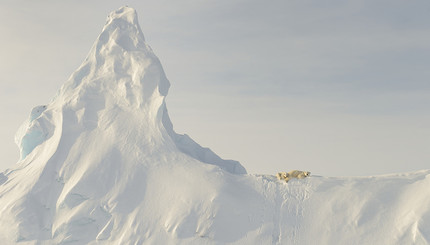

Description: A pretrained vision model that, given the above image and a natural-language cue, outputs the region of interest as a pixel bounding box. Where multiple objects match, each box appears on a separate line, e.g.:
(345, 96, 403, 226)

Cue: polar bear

(277, 170, 310, 183)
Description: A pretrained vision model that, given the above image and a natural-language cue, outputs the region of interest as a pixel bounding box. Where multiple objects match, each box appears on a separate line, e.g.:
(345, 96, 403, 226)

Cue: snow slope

(0, 6, 429, 245)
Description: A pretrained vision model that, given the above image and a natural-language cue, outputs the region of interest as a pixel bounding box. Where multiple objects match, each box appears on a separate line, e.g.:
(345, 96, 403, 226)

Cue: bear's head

(277, 172, 288, 179)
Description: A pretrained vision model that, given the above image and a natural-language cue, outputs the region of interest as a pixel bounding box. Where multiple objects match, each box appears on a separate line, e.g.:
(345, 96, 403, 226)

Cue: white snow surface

(1, 6, 430, 245)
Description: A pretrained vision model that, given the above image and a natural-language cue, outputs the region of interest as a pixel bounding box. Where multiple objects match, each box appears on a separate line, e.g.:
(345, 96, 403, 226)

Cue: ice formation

(0, 6, 429, 244)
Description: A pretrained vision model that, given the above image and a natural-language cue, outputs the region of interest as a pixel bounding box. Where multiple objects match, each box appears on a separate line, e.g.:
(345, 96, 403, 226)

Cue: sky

(0, 0, 429, 176)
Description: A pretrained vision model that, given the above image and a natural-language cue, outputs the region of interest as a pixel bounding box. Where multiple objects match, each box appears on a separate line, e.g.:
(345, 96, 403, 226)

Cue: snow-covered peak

(55, 6, 169, 111)
(15, 6, 245, 174)
(107, 6, 141, 28)
(102, 6, 146, 51)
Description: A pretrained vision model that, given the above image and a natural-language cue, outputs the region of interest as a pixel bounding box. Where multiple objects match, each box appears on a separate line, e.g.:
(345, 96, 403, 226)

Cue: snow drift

(1, 6, 429, 245)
